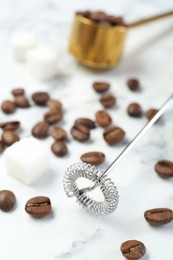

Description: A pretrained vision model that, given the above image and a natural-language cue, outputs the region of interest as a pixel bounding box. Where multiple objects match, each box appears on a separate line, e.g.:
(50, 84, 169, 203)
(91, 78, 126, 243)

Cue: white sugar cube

(26, 46, 58, 81)
(11, 32, 36, 62)
(4, 137, 49, 185)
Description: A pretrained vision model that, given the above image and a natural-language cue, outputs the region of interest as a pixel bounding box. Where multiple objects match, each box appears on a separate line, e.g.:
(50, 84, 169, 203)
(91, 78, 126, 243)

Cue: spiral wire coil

(63, 162, 119, 215)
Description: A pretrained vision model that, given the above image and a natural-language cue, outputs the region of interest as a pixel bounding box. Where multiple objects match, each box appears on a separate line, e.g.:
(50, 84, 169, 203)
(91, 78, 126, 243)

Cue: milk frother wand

(63, 94, 173, 215)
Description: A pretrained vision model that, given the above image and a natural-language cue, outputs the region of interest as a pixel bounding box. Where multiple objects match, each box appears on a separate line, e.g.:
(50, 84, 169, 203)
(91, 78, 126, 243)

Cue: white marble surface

(0, 1, 173, 259)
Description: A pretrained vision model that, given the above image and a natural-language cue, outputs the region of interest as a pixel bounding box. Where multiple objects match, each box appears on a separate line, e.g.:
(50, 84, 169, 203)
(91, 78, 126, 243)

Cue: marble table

(0, 1, 173, 259)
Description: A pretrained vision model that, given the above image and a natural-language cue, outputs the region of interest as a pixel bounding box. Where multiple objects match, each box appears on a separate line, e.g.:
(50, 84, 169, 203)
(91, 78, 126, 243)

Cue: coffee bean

(11, 88, 25, 97)
(127, 103, 142, 117)
(100, 94, 116, 108)
(144, 208, 173, 225)
(127, 78, 140, 91)
(80, 151, 105, 165)
(93, 82, 110, 93)
(95, 110, 112, 127)
(107, 15, 126, 26)
(90, 11, 107, 23)
(146, 108, 159, 121)
(50, 127, 67, 141)
(103, 126, 125, 145)
(1, 130, 20, 146)
(154, 160, 173, 178)
(120, 240, 146, 260)
(75, 118, 96, 129)
(71, 124, 90, 142)
(47, 99, 62, 111)
(0, 190, 16, 212)
(0, 141, 5, 154)
(44, 110, 63, 125)
(0, 121, 20, 131)
(1, 100, 16, 114)
(32, 121, 49, 139)
(32, 92, 50, 106)
(51, 141, 68, 157)
(14, 96, 30, 108)
(76, 10, 91, 19)
(25, 196, 52, 217)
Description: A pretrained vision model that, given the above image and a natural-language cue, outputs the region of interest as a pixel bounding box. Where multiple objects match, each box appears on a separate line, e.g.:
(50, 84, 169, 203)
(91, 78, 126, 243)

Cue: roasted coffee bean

(14, 96, 30, 108)
(1, 130, 20, 146)
(146, 108, 159, 121)
(103, 126, 125, 145)
(71, 124, 90, 142)
(32, 121, 49, 139)
(154, 160, 173, 178)
(50, 127, 67, 141)
(90, 11, 107, 23)
(95, 110, 112, 127)
(0, 121, 20, 131)
(44, 110, 63, 125)
(92, 82, 110, 93)
(127, 102, 142, 117)
(47, 99, 62, 111)
(11, 88, 25, 96)
(0, 141, 5, 154)
(51, 141, 68, 157)
(80, 151, 105, 165)
(1, 100, 16, 114)
(25, 196, 52, 217)
(76, 10, 91, 19)
(127, 78, 140, 91)
(144, 208, 173, 225)
(100, 94, 116, 108)
(107, 15, 126, 26)
(0, 190, 16, 212)
(120, 240, 146, 260)
(75, 118, 96, 129)
(32, 92, 50, 106)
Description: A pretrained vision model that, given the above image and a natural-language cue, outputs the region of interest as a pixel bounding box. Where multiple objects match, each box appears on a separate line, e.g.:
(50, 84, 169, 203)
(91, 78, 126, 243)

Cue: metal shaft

(79, 94, 173, 194)
(128, 10, 173, 29)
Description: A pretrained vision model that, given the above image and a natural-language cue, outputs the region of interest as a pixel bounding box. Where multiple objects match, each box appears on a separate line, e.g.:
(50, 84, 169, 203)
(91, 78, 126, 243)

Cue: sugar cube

(26, 46, 58, 81)
(4, 137, 49, 185)
(11, 32, 36, 62)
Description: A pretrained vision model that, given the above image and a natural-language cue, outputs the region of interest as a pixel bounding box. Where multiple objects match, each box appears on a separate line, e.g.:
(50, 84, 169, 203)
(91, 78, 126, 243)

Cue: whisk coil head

(63, 162, 119, 215)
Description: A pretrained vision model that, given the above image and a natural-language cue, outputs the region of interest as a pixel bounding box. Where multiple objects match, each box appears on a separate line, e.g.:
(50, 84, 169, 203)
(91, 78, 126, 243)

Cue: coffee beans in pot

(95, 110, 112, 127)
(80, 151, 105, 165)
(31, 121, 49, 139)
(120, 240, 146, 260)
(1, 100, 16, 114)
(32, 92, 50, 106)
(154, 160, 173, 178)
(51, 141, 68, 157)
(103, 126, 125, 145)
(25, 196, 52, 217)
(0, 190, 16, 212)
(144, 208, 173, 225)
(1, 130, 20, 146)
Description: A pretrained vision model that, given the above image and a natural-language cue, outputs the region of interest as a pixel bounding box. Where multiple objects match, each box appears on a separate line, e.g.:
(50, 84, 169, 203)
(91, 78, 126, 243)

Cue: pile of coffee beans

(76, 10, 126, 27)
